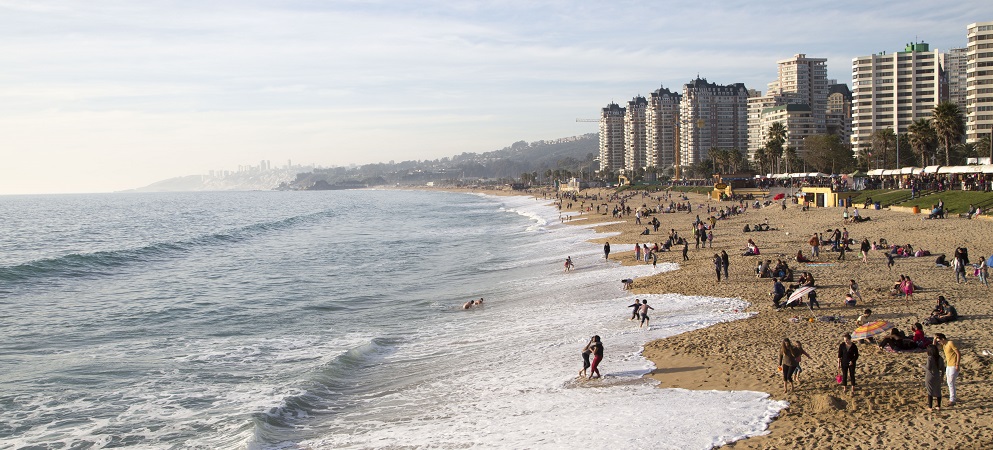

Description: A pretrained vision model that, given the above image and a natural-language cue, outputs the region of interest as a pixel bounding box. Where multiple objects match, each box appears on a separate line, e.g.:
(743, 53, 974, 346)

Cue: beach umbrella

(852, 320, 893, 341)
(987, 255, 993, 267)
(787, 286, 815, 304)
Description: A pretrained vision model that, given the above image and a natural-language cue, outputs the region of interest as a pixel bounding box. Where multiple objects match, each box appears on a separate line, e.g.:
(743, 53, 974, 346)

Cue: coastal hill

(127, 134, 596, 192)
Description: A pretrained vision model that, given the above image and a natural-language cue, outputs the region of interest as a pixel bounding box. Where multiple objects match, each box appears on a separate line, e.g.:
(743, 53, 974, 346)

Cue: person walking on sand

(859, 238, 871, 263)
(639, 300, 654, 328)
(935, 333, 960, 406)
(885, 252, 895, 270)
(953, 253, 968, 283)
(925, 343, 945, 411)
(588, 335, 603, 379)
(580, 336, 595, 378)
(838, 333, 859, 394)
(628, 299, 641, 320)
(604, 242, 611, 260)
(809, 233, 820, 258)
(721, 250, 730, 279)
(771, 278, 785, 309)
(778, 338, 798, 394)
(792, 341, 813, 385)
(979, 256, 990, 288)
(682, 241, 689, 261)
(713, 254, 723, 282)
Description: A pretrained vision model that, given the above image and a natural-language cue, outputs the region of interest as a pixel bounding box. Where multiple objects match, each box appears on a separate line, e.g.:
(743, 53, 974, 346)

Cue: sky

(1, 1, 990, 194)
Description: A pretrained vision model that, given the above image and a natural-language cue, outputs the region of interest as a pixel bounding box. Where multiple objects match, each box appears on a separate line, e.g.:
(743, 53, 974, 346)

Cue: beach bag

(836, 373, 843, 384)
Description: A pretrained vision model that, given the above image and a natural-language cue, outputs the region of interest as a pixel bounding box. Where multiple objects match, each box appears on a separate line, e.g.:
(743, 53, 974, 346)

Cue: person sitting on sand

(911, 322, 929, 348)
(844, 292, 857, 307)
(795, 250, 810, 263)
(878, 327, 915, 351)
(927, 296, 958, 325)
(856, 308, 872, 326)
(742, 239, 760, 256)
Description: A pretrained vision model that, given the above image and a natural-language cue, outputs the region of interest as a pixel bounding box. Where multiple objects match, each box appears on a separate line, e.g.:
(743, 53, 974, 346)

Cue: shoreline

(421, 184, 993, 448)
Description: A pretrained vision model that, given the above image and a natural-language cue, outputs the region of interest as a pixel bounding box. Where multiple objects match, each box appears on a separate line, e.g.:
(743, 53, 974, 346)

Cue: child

(885, 252, 895, 270)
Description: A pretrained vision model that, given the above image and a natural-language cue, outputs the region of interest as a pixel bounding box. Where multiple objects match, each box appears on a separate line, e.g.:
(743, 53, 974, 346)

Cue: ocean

(0, 189, 785, 449)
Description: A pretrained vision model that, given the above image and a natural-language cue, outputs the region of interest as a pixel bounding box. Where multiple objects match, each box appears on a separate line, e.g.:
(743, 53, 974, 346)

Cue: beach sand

(449, 185, 993, 449)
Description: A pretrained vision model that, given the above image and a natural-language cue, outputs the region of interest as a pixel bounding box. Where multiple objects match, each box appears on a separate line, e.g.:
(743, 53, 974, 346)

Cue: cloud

(0, 0, 990, 193)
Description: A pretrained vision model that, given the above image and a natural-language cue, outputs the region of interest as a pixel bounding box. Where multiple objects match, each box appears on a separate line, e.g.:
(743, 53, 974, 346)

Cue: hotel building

(623, 96, 649, 173)
(679, 78, 750, 165)
(645, 87, 682, 170)
(598, 102, 626, 174)
(966, 21, 993, 145)
(850, 42, 946, 156)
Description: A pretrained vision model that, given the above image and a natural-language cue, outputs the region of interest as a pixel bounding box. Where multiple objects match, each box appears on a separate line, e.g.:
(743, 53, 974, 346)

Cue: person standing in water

(628, 299, 641, 320)
(639, 300, 654, 328)
(579, 336, 595, 378)
(588, 336, 603, 379)
(604, 242, 611, 260)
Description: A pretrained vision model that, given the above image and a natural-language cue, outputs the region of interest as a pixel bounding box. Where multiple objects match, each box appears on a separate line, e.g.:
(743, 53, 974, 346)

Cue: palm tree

(765, 122, 787, 172)
(871, 128, 896, 169)
(932, 102, 965, 166)
(907, 119, 937, 167)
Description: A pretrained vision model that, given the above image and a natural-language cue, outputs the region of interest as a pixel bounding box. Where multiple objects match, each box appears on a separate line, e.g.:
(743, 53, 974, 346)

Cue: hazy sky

(1, 1, 989, 194)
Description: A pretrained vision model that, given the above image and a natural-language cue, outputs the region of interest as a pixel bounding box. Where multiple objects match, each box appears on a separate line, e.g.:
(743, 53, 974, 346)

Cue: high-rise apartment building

(679, 78, 750, 165)
(826, 83, 853, 141)
(777, 54, 829, 133)
(747, 55, 829, 161)
(966, 21, 993, 145)
(645, 87, 681, 170)
(850, 42, 946, 156)
(947, 47, 969, 112)
(598, 102, 626, 174)
(623, 96, 649, 173)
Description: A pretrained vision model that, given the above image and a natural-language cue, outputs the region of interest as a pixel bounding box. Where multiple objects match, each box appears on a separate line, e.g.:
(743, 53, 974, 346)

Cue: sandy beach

(450, 185, 993, 449)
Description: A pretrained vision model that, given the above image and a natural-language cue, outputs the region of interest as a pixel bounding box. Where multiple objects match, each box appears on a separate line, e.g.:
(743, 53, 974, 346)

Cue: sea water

(0, 190, 786, 449)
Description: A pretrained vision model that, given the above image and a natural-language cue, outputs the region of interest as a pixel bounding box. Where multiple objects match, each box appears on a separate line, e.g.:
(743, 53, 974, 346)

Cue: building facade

(747, 55, 830, 162)
(645, 87, 681, 170)
(966, 21, 993, 145)
(947, 47, 969, 112)
(826, 83, 853, 141)
(598, 102, 626, 174)
(623, 96, 649, 173)
(851, 42, 947, 156)
(679, 78, 750, 165)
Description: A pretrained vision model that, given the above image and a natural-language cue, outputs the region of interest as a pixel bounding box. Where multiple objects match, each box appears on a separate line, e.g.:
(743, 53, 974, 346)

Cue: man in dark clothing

(721, 250, 730, 279)
(604, 242, 611, 260)
(682, 242, 689, 261)
(771, 278, 785, 308)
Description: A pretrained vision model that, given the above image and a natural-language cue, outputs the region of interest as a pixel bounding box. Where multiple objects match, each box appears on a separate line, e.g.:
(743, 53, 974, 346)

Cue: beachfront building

(851, 42, 947, 157)
(623, 96, 649, 174)
(947, 47, 969, 112)
(747, 54, 830, 161)
(679, 78, 750, 165)
(826, 82, 853, 141)
(966, 21, 993, 145)
(598, 102, 626, 174)
(645, 87, 682, 171)
(763, 104, 816, 158)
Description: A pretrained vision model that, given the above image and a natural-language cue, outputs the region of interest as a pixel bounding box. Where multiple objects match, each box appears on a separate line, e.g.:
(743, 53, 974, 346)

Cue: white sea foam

(296, 194, 787, 449)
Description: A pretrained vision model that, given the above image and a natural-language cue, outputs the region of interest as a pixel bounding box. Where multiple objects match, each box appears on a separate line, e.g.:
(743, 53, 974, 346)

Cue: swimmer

(474, 297, 484, 306)
(463, 301, 473, 310)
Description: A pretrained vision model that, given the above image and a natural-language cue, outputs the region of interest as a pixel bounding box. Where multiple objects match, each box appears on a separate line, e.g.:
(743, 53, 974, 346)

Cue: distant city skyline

(0, 1, 989, 194)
